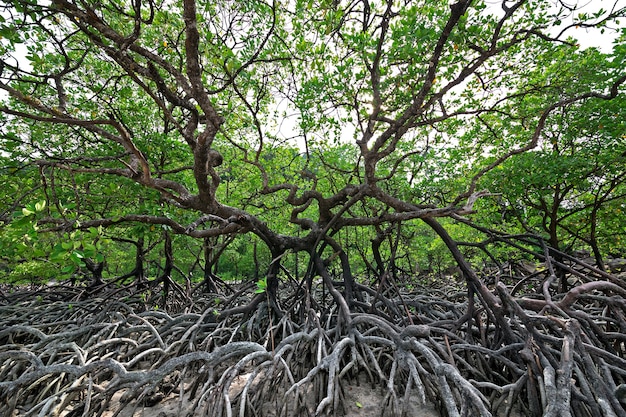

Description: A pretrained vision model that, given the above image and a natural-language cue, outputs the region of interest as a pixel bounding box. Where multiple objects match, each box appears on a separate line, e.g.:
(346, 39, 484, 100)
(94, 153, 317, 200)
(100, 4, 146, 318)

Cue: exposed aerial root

(2, 253, 626, 417)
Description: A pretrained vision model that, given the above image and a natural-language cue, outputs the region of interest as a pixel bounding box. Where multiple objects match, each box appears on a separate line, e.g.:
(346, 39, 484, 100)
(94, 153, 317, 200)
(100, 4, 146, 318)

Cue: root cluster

(1, 255, 626, 417)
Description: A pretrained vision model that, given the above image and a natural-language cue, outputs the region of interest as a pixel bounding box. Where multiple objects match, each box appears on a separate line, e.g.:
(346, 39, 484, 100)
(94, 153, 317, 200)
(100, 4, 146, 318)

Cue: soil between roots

(59, 374, 440, 417)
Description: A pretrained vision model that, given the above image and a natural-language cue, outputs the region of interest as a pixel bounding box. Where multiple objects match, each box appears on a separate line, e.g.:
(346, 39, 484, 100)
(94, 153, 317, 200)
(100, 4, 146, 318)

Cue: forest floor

(1, 254, 625, 417)
(2, 282, 451, 417)
(84, 373, 441, 417)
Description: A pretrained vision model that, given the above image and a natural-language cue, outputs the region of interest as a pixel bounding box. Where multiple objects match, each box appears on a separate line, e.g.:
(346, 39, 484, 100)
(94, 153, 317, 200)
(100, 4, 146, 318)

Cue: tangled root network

(2, 255, 626, 417)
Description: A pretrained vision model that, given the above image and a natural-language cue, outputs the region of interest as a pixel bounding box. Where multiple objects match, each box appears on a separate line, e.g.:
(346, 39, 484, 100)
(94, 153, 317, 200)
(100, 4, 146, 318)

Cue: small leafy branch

(255, 276, 268, 294)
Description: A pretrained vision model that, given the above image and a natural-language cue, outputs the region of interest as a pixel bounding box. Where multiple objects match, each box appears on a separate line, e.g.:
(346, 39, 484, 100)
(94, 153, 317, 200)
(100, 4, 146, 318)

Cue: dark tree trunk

(84, 258, 105, 286)
(135, 237, 146, 290)
(589, 206, 605, 271)
(160, 231, 173, 307)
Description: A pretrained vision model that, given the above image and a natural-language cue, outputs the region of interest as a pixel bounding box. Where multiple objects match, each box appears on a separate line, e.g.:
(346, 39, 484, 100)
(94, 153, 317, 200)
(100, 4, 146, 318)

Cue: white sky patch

(484, 0, 626, 51)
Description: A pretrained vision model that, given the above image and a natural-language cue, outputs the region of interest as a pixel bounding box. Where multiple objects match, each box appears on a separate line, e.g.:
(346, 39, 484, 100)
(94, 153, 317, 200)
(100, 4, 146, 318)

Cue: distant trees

(481, 96, 626, 272)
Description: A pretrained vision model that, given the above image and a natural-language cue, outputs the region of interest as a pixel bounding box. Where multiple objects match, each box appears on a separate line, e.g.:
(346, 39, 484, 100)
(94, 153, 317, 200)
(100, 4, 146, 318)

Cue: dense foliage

(1, 0, 624, 289)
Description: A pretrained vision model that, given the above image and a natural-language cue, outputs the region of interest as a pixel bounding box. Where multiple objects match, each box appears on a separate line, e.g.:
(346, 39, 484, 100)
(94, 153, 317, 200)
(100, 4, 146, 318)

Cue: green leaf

(61, 265, 75, 274)
(83, 243, 97, 258)
(70, 250, 85, 265)
(255, 277, 268, 294)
